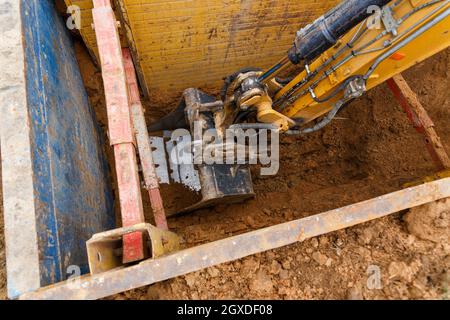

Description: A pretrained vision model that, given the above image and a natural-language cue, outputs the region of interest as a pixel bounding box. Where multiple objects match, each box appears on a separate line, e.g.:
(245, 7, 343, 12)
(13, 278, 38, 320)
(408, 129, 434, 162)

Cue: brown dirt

(0, 44, 448, 300)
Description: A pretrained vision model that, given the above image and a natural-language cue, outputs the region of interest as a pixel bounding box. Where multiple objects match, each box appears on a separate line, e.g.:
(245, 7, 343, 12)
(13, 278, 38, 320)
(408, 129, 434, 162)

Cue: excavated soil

(0, 44, 449, 300)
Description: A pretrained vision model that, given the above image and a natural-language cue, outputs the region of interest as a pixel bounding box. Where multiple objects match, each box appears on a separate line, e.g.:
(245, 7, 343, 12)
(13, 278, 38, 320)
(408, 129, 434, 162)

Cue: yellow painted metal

(65, 0, 449, 121)
(404, 169, 450, 187)
(275, 0, 450, 123)
(241, 94, 296, 131)
(65, 0, 340, 98)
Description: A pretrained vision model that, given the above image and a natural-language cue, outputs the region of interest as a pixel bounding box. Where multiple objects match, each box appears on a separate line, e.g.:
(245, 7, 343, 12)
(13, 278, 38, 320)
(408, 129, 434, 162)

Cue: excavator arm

(234, 0, 449, 131)
(149, 0, 450, 214)
(222, 0, 450, 133)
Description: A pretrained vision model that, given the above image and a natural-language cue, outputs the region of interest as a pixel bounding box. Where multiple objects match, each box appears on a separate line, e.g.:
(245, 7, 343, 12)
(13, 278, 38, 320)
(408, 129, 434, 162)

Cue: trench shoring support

(387, 74, 450, 171)
(92, 0, 146, 263)
(123, 48, 169, 230)
(20, 177, 450, 300)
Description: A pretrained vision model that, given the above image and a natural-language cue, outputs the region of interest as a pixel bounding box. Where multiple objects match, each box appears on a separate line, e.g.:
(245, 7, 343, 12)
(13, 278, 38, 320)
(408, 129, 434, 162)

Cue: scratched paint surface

(65, 0, 339, 95)
(21, 0, 114, 287)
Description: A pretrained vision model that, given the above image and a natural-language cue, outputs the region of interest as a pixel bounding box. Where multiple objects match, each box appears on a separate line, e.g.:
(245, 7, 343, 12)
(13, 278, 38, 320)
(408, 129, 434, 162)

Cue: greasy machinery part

(123, 48, 169, 231)
(20, 178, 450, 300)
(178, 88, 255, 214)
(288, 0, 391, 64)
(232, 72, 296, 132)
(92, 0, 146, 263)
(387, 74, 450, 171)
(275, 0, 450, 123)
(258, 57, 290, 84)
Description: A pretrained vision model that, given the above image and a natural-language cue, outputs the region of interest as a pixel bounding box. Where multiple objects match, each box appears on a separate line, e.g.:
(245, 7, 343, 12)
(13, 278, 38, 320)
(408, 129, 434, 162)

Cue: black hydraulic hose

(258, 57, 290, 83)
(275, 76, 295, 85)
(286, 99, 348, 135)
(287, 75, 364, 135)
(310, 75, 361, 103)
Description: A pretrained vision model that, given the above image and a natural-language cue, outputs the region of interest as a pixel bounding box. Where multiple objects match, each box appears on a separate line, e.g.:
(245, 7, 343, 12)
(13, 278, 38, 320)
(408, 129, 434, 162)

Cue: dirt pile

(405, 199, 450, 244)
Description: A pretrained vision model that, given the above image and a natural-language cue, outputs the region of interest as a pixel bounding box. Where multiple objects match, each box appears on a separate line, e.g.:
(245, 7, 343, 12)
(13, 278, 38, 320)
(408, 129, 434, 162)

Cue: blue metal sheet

(21, 0, 114, 288)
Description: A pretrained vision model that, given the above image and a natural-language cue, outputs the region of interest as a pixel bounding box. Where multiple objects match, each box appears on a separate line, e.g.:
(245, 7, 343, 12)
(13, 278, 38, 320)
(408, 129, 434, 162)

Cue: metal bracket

(86, 223, 182, 275)
(344, 77, 366, 99)
(382, 6, 399, 36)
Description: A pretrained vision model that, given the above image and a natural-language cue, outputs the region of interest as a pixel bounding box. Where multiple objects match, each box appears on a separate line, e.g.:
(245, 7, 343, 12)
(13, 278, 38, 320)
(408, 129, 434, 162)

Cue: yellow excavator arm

(221, 0, 450, 133)
(144, 0, 450, 213)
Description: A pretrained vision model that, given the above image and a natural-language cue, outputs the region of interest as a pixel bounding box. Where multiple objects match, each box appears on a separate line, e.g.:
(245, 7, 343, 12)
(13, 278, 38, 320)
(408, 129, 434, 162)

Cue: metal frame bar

(387, 74, 450, 171)
(20, 177, 450, 300)
(123, 48, 169, 230)
(92, 0, 145, 263)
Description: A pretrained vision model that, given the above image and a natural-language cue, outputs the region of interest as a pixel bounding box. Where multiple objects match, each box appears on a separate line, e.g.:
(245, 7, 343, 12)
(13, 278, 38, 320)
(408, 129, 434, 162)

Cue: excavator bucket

(149, 89, 255, 215)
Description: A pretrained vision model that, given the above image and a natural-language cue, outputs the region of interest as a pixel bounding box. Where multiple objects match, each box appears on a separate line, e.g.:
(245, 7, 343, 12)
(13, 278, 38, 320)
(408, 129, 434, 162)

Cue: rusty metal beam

(92, 0, 145, 263)
(123, 48, 169, 231)
(387, 74, 450, 171)
(20, 178, 450, 300)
